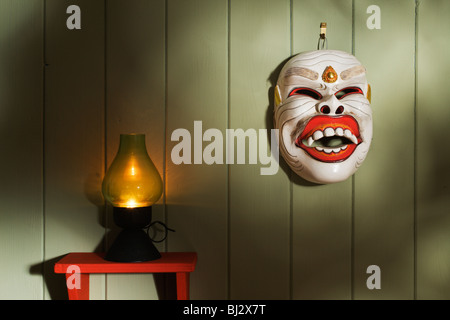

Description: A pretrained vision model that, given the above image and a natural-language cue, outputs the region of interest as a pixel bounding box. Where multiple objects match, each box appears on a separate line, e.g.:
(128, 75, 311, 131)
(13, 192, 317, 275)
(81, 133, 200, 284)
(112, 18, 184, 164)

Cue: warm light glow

(102, 134, 163, 208)
(125, 199, 138, 208)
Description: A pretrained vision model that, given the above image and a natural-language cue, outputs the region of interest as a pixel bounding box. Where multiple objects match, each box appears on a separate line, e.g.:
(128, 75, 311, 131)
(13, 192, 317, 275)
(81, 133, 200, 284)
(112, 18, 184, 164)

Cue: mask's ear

(367, 84, 371, 103)
(274, 85, 282, 108)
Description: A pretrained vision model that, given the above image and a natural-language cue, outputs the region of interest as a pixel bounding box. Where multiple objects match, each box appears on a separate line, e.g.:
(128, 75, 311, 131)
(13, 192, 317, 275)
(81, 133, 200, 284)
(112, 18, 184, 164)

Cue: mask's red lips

(295, 115, 362, 163)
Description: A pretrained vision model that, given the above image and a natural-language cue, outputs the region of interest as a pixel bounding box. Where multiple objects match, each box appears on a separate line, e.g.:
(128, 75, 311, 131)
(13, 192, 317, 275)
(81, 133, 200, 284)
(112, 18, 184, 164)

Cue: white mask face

(274, 50, 372, 184)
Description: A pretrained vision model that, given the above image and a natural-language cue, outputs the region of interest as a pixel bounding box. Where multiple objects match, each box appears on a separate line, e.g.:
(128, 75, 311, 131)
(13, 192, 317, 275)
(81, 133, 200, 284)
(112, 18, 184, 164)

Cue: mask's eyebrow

(340, 65, 366, 80)
(284, 67, 319, 81)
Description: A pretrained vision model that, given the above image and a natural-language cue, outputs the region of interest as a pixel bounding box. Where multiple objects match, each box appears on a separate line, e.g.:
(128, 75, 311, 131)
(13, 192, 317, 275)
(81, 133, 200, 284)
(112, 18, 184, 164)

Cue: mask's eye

(335, 87, 363, 100)
(288, 88, 322, 100)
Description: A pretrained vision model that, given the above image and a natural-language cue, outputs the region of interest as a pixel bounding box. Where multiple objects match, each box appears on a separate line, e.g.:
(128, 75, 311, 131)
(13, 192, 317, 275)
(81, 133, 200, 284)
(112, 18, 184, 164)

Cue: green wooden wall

(0, 0, 449, 300)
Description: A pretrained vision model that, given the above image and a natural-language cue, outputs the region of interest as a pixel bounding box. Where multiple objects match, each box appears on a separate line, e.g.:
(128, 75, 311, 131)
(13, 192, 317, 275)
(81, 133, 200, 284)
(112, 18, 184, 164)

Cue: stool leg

(176, 272, 190, 300)
(65, 273, 90, 300)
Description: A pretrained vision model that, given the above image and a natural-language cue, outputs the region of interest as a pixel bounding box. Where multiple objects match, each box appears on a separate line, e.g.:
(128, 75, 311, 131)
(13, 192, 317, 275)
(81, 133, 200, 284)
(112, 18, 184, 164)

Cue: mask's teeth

(344, 129, 358, 144)
(315, 145, 348, 154)
(313, 130, 324, 141)
(301, 126, 359, 149)
(324, 127, 335, 137)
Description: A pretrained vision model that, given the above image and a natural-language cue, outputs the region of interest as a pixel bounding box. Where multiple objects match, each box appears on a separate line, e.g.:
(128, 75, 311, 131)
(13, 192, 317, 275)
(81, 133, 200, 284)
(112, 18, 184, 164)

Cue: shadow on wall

(0, 0, 47, 300)
(415, 44, 450, 297)
(30, 176, 106, 300)
(29, 256, 68, 300)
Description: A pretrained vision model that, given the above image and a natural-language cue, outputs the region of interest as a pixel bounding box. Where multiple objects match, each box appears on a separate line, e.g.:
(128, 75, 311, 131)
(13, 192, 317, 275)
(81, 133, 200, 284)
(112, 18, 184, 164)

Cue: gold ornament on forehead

(322, 66, 338, 83)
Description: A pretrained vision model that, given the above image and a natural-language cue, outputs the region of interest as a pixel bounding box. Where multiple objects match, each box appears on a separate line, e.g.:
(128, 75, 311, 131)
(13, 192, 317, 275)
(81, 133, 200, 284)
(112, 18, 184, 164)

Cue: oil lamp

(102, 133, 163, 262)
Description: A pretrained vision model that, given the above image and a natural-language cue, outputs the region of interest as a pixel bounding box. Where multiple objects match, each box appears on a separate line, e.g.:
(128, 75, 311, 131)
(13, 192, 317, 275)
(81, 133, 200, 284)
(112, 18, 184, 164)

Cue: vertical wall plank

(229, 0, 291, 299)
(417, 0, 450, 300)
(44, 0, 105, 299)
(0, 0, 44, 299)
(291, 0, 354, 300)
(353, 0, 415, 299)
(166, 0, 229, 299)
(105, 0, 165, 300)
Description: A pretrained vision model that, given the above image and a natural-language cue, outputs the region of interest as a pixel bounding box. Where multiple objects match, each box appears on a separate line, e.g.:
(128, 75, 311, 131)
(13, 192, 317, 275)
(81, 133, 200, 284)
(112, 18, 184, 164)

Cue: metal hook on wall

(317, 22, 328, 50)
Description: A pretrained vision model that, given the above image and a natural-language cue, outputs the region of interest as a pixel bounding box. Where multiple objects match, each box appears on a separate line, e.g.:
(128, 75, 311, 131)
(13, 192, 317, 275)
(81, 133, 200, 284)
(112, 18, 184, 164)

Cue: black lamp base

(104, 206, 161, 262)
(104, 228, 161, 262)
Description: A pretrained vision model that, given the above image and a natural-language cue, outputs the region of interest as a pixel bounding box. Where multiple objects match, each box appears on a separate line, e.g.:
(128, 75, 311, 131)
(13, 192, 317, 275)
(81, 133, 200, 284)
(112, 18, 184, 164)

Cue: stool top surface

(54, 252, 197, 274)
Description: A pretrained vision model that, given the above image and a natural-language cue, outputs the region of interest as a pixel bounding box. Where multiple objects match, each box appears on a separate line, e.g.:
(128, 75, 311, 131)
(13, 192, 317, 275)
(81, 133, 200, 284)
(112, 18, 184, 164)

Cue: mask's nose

(317, 96, 344, 115)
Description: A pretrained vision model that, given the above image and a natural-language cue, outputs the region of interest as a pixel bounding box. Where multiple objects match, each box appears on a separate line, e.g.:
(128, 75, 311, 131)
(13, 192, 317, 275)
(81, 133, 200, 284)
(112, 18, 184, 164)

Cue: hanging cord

(146, 221, 175, 243)
(317, 22, 328, 50)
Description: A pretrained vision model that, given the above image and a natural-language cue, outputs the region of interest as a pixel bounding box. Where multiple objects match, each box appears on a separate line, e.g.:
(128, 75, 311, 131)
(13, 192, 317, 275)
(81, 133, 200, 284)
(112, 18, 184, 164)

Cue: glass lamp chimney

(102, 133, 163, 208)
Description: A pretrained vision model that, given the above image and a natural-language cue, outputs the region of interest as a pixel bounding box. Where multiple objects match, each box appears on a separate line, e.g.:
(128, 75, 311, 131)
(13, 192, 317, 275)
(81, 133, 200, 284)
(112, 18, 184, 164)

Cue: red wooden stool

(54, 252, 197, 300)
